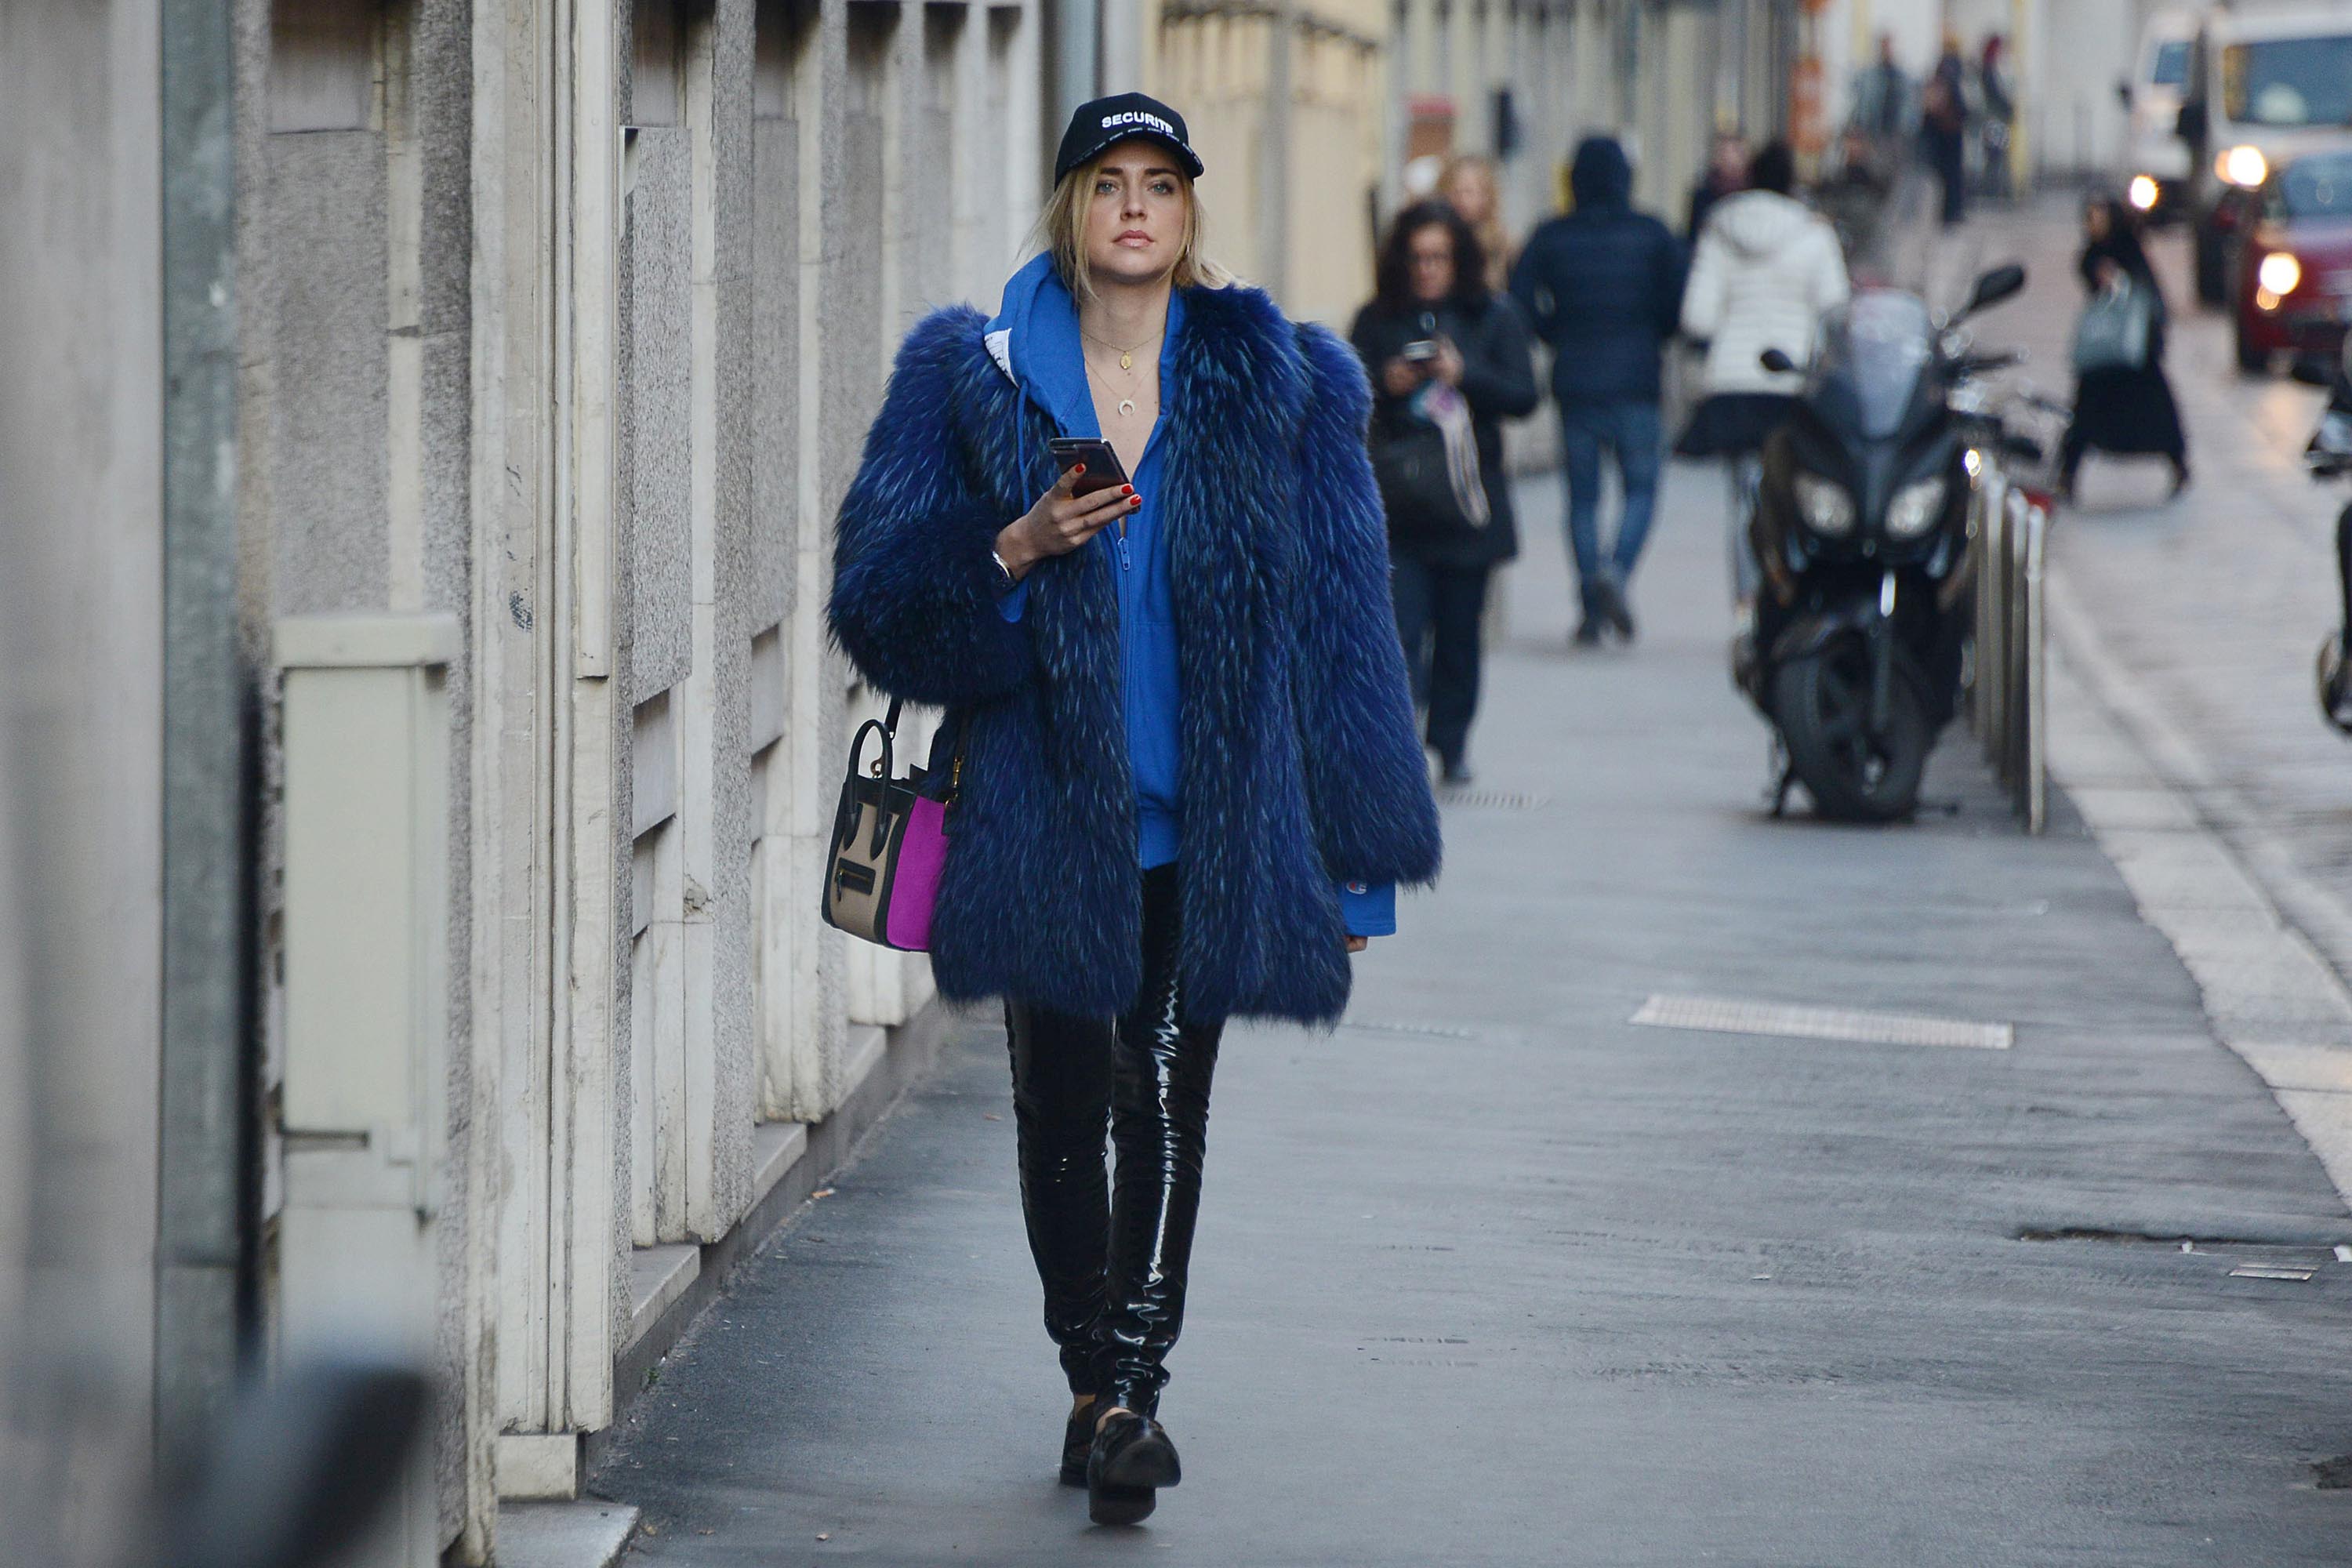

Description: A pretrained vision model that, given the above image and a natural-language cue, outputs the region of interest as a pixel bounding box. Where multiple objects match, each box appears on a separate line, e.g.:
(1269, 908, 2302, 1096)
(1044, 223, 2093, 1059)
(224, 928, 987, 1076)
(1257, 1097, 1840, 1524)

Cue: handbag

(2071, 276, 2154, 375)
(1371, 386, 1491, 541)
(820, 697, 958, 952)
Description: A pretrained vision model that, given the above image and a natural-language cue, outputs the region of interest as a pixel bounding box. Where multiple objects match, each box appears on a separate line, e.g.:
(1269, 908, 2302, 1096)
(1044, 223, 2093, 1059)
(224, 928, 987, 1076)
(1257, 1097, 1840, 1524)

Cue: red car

(2235, 148, 2352, 374)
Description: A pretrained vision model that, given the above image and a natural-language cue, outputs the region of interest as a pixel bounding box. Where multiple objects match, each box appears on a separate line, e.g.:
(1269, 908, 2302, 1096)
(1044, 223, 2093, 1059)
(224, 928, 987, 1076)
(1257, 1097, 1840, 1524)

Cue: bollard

(1965, 466, 2046, 833)
(2018, 498, 2048, 833)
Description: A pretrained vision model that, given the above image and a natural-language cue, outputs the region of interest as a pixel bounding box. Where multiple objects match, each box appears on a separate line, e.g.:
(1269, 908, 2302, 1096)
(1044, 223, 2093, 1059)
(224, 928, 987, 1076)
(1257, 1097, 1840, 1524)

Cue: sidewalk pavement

(589, 463, 2352, 1566)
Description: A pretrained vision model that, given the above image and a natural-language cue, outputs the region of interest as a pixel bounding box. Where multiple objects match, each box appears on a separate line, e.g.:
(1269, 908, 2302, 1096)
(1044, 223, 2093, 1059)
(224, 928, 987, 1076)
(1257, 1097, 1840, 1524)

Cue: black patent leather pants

(1004, 865, 1223, 1417)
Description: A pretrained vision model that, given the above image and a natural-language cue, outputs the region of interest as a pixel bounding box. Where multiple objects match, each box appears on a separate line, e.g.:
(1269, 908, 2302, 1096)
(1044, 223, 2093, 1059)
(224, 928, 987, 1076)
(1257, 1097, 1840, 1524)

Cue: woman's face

(1443, 165, 1495, 225)
(1082, 140, 1189, 289)
(1407, 223, 1457, 303)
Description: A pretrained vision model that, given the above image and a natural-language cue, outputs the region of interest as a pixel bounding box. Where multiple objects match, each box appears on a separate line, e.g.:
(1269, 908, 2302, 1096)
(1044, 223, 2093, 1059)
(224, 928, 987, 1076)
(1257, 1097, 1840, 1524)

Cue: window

(2222, 36, 2352, 130)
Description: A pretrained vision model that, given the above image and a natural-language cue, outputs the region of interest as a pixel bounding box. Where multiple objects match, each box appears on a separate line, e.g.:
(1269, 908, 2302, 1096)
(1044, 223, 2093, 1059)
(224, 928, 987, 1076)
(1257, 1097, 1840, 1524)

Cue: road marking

(1341, 1018, 1480, 1040)
(1628, 994, 2014, 1051)
(2229, 1263, 2316, 1282)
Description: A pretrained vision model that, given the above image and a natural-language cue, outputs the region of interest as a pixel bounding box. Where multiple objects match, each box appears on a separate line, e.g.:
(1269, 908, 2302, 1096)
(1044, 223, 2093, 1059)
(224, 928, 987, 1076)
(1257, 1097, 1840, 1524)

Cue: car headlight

(1792, 472, 1856, 537)
(2128, 174, 2160, 211)
(1886, 476, 1947, 540)
(2258, 250, 2303, 298)
(2220, 145, 2268, 188)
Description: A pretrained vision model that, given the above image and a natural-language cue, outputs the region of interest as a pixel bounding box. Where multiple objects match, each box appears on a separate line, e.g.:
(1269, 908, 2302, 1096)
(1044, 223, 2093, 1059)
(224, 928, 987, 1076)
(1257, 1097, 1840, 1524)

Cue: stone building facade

(238, 0, 1046, 1555)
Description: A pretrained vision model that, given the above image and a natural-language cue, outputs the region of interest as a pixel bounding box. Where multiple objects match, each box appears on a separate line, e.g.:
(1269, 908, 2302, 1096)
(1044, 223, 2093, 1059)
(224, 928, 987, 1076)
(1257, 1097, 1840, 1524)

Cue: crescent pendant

(1119, 398, 1137, 418)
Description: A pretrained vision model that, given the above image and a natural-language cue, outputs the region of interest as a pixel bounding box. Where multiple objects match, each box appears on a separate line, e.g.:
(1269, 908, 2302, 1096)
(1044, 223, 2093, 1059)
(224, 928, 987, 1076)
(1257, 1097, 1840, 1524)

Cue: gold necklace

(1081, 325, 1165, 373)
(1082, 329, 1160, 419)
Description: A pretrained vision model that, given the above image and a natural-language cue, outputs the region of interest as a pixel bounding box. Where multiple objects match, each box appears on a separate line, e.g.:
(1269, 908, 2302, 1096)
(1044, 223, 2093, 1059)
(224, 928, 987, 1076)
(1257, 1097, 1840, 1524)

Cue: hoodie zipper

(1117, 514, 1131, 573)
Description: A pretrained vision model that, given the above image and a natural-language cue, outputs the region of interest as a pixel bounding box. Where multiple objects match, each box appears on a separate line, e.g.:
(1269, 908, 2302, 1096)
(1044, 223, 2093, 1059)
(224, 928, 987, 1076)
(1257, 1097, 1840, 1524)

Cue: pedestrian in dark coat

(1510, 136, 1686, 644)
(829, 96, 1439, 1526)
(2060, 195, 2189, 498)
(1978, 34, 2016, 202)
(1352, 201, 1539, 783)
(1921, 37, 1971, 227)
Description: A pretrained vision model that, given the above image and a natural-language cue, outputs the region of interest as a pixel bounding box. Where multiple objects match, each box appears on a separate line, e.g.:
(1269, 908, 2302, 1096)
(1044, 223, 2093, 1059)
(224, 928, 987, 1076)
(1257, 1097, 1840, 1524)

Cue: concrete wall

(0, 0, 166, 1559)
(239, 0, 492, 1547)
(216, 0, 1046, 1556)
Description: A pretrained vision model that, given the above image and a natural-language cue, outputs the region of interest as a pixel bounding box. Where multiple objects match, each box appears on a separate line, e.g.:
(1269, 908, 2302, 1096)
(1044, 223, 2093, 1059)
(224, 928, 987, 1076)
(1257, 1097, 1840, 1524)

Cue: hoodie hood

(982, 251, 1186, 438)
(1569, 136, 1632, 212)
(1704, 189, 1817, 259)
(983, 252, 1091, 432)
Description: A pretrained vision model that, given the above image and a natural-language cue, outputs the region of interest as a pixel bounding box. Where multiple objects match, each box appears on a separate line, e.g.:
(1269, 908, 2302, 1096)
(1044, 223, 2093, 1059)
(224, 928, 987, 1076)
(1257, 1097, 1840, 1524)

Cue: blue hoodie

(985, 254, 1394, 936)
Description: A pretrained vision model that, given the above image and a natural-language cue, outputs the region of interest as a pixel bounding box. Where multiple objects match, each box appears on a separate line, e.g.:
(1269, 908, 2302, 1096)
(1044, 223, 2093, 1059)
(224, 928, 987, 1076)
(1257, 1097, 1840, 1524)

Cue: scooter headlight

(1792, 472, 1856, 538)
(2220, 144, 2268, 189)
(1886, 475, 1948, 539)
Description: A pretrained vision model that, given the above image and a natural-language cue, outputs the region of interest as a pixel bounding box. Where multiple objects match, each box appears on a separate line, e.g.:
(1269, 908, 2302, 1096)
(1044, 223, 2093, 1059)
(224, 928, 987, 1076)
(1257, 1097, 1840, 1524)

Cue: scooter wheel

(1772, 644, 1931, 822)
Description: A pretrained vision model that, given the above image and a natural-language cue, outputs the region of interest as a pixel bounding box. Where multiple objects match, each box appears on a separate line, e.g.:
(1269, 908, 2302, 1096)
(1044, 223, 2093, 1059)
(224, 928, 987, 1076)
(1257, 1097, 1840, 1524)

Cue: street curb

(495, 1501, 641, 1568)
(2045, 562, 2352, 1211)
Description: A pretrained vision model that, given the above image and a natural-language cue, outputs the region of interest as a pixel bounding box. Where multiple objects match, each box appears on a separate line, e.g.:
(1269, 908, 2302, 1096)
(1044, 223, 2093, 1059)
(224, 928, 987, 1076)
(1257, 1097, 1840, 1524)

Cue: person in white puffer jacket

(1675, 142, 1850, 601)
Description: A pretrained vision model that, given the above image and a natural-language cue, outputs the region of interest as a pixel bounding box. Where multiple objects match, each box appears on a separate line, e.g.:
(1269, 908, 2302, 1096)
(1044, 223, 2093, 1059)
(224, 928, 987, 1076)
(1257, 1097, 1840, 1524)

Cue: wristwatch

(989, 546, 1018, 593)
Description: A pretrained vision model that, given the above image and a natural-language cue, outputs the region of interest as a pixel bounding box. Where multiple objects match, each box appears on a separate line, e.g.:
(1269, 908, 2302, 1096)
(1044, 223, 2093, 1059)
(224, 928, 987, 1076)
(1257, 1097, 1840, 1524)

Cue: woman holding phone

(829, 95, 1439, 1526)
(1351, 201, 1537, 783)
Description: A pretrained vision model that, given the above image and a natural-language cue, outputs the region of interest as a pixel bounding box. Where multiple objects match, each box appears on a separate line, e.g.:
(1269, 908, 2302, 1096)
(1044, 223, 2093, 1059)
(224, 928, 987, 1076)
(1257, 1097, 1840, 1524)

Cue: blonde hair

(1036, 150, 1231, 299)
(1439, 154, 1512, 292)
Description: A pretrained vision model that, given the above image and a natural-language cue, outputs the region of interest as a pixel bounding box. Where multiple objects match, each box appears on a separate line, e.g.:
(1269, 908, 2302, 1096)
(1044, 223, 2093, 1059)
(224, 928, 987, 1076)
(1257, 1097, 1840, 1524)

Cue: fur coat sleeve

(829, 310, 1035, 707)
(1290, 322, 1443, 890)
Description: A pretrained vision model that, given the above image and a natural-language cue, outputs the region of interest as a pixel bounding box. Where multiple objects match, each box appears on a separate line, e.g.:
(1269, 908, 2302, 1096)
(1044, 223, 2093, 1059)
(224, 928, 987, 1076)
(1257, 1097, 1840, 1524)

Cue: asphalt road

(591, 408, 2352, 1565)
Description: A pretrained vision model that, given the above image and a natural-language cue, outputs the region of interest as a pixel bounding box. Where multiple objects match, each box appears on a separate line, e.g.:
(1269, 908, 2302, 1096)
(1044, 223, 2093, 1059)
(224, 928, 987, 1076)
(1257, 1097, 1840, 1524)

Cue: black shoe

(1087, 1410, 1181, 1526)
(1059, 1397, 1096, 1486)
(1439, 760, 1474, 788)
(1601, 579, 1637, 642)
(1573, 618, 1604, 648)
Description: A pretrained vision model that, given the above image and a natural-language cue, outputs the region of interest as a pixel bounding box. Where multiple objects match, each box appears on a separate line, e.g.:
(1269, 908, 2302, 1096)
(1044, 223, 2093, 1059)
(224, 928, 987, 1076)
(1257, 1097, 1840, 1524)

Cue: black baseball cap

(1054, 93, 1206, 184)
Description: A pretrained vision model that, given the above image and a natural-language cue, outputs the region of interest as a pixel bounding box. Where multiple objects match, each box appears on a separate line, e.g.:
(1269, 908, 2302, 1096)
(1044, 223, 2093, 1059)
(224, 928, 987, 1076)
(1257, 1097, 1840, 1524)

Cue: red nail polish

(1130, 495, 1142, 507)
(1073, 463, 1086, 475)
(1121, 485, 1134, 495)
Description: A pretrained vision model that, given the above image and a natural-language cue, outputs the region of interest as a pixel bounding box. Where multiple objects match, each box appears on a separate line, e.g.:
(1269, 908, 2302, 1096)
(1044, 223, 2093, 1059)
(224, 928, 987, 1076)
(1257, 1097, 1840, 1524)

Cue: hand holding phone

(1047, 437, 1133, 496)
(996, 439, 1142, 577)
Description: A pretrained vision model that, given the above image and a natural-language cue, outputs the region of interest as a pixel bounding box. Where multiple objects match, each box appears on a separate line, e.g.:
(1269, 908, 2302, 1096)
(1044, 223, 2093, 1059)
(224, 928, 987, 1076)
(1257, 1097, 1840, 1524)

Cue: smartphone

(1401, 339, 1439, 363)
(1048, 437, 1132, 498)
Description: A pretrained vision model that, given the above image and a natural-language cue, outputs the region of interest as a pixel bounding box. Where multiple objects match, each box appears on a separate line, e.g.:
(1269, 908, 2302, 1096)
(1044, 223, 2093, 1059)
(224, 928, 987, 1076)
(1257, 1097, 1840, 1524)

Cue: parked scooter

(1737, 263, 2030, 821)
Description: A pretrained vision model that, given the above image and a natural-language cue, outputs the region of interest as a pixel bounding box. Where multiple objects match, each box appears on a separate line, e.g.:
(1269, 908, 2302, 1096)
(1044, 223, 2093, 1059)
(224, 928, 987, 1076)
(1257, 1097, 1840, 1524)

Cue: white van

(2178, 2, 2352, 301)
(2121, 11, 2197, 216)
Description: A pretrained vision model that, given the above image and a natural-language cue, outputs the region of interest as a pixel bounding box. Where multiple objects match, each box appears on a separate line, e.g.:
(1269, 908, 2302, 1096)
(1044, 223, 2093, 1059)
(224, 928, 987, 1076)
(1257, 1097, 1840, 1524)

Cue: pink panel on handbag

(884, 794, 949, 950)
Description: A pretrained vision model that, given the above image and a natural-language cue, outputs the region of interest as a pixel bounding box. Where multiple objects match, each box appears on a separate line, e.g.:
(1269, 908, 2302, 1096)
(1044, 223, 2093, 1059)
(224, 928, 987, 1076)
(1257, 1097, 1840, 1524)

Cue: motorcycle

(1737, 263, 2030, 822)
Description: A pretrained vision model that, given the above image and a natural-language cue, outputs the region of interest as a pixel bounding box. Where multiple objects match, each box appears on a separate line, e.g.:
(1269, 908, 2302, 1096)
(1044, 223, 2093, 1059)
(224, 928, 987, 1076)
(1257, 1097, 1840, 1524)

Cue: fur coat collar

(829, 278, 1440, 1024)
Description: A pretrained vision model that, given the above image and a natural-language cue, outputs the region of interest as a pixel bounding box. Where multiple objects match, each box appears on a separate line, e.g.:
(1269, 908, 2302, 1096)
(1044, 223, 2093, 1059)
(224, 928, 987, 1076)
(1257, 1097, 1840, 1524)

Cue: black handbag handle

(846, 703, 899, 783)
(840, 698, 904, 857)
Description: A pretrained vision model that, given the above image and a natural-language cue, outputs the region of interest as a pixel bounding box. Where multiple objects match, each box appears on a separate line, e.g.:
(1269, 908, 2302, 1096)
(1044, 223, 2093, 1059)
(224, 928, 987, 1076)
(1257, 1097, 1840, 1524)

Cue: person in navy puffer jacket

(1511, 136, 1686, 645)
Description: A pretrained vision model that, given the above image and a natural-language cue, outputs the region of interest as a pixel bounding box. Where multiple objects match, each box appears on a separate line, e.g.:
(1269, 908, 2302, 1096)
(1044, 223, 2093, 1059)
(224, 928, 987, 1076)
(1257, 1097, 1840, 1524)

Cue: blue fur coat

(829, 281, 1441, 1025)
